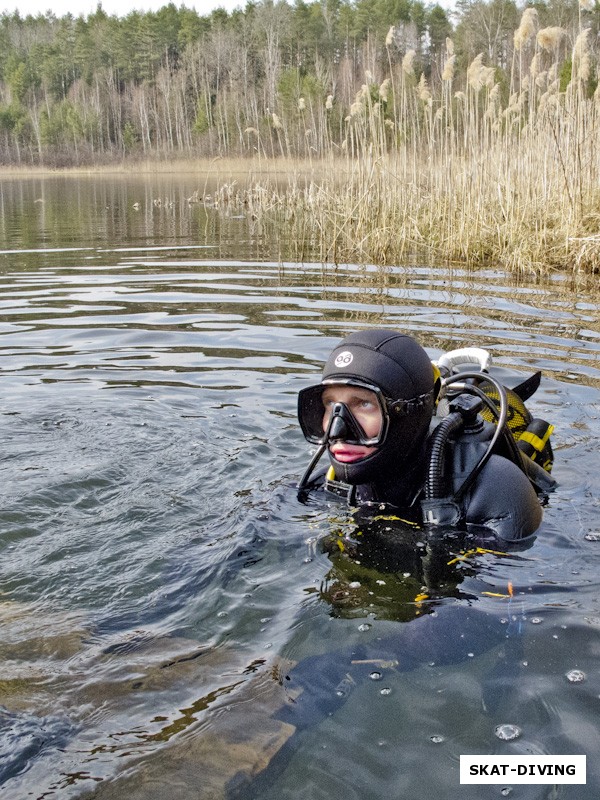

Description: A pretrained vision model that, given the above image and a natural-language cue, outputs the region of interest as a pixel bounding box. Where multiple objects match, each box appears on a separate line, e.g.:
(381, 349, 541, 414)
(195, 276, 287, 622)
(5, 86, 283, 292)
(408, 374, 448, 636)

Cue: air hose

(424, 411, 465, 501)
(422, 370, 522, 524)
(297, 443, 326, 497)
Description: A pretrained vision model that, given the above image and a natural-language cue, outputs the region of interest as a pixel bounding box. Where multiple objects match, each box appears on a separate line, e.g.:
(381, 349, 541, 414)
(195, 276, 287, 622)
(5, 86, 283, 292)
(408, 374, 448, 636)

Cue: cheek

(359, 412, 382, 437)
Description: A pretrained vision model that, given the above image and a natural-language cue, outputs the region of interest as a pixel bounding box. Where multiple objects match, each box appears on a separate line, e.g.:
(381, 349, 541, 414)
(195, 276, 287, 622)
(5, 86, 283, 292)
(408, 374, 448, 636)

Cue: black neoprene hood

(322, 329, 434, 400)
(316, 329, 436, 486)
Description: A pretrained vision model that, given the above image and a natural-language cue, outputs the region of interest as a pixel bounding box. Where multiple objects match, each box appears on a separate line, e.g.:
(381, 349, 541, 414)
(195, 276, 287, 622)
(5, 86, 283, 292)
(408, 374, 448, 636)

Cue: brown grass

(208, 15, 600, 278)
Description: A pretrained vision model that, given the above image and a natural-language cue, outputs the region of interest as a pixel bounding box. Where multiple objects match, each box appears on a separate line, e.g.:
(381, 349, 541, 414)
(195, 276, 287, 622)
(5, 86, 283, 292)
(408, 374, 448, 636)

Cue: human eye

(353, 394, 377, 412)
(322, 393, 335, 408)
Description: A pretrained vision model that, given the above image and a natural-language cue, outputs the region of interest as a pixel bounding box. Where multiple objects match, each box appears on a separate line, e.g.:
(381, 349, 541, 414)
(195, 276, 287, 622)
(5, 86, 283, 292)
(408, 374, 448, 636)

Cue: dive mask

(298, 380, 389, 447)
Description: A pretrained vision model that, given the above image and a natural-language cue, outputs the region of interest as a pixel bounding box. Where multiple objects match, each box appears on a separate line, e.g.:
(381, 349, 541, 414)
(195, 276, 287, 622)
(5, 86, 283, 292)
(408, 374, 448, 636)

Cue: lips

(329, 443, 375, 463)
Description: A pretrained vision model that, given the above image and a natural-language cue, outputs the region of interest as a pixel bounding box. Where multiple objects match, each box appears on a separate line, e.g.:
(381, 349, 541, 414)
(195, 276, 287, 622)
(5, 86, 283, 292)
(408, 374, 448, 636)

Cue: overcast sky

(0, 0, 244, 17)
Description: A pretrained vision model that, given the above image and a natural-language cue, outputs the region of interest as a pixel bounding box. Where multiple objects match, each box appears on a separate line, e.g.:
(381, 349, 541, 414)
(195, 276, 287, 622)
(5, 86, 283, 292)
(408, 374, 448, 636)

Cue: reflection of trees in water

(2, 177, 598, 389)
(0, 176, 285, 258)
(309, 262, 600, 389)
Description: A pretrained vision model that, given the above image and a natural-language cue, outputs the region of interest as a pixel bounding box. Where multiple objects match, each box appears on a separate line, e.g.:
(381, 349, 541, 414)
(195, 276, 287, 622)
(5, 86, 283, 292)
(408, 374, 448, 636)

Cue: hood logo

(334, 351, 353, 367)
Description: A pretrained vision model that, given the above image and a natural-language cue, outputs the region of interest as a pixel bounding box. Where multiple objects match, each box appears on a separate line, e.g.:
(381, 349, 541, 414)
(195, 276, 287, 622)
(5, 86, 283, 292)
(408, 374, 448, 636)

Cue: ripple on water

(1, 209, 600, 800)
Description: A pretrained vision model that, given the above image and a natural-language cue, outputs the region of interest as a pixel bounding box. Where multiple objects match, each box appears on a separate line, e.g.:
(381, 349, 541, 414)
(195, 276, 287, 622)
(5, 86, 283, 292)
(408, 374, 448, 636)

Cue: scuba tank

(422, 348, 556, 527)
(434, 347, 554, 474)
(433, 347, 554, 473)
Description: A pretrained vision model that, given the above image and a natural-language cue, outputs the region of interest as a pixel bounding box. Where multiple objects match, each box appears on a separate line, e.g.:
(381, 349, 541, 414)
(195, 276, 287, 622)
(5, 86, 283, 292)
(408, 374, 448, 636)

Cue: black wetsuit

(306, 418, 549, 544)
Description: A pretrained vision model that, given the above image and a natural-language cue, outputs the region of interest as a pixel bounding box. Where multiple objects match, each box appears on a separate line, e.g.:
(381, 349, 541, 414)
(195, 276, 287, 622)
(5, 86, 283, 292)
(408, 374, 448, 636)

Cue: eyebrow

(322, 389, 375, 401)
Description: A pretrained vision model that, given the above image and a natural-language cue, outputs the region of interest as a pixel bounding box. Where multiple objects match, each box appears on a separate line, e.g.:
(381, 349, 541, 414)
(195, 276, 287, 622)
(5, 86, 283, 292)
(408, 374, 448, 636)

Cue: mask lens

(298, 384, 330, 444)
(298, 383, 386, 446)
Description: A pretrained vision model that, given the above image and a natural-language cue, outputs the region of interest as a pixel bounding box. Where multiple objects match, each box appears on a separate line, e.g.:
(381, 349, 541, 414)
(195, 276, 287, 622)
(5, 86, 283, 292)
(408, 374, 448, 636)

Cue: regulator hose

(450, 382, 525, 477)
(297, 443, 327, 498)
(424, 412, 464, 501)
(427, 370, 524, 505)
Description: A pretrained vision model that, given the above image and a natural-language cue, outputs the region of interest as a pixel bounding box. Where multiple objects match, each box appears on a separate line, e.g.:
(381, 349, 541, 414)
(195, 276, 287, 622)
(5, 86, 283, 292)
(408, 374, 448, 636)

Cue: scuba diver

(227, 329, 559, 799)
(297, 328, 556, 543)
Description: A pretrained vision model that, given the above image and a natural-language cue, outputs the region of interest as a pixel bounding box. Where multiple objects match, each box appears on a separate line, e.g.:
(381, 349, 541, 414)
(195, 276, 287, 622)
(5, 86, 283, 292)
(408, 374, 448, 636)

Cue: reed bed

(214, 14, 600, 278)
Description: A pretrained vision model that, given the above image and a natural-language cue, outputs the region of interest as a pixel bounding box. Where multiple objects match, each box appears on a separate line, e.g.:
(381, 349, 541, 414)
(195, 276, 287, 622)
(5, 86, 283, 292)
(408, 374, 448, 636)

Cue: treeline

(0, 0, 597, 166)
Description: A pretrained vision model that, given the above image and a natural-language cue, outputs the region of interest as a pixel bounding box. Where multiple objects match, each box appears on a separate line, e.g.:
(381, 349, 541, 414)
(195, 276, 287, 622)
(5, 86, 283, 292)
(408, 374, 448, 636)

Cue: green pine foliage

(0, 0, 596, 166)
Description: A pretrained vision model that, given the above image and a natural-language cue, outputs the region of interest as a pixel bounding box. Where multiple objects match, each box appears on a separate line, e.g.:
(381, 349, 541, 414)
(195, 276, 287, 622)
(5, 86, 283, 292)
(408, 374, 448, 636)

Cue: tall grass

(216, 11, 600, 277)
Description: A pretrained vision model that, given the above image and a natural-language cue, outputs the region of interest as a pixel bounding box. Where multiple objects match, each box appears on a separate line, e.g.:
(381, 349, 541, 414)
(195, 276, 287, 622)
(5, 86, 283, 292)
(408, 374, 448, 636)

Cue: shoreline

(1, 155, 598, 279)
(0, 156, 330, 179)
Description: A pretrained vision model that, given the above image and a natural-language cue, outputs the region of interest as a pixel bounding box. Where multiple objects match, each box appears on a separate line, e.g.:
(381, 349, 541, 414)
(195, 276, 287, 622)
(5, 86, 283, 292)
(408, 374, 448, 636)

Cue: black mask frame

(298, 379, 390, 447)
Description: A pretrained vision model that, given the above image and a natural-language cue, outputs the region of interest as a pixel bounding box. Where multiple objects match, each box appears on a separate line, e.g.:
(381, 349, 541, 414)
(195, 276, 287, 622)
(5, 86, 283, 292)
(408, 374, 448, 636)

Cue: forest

(0, 0, 597, 166)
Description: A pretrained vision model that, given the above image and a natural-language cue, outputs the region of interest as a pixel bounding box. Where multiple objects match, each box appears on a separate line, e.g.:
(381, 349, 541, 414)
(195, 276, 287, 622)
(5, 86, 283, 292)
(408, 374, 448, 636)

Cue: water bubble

(430, 735, 445, 744)
(494, 724, 521, 741)
(500, 788, 513, 797)
(369, 671, 382, 681)
(380, 687, 392, 696)
(217, 611, 228, 618)
(530, 617, 543, 625)
(303, 557, 313, 563)
(358, 623, 371, 632)
(584, 531, 600, 541)
(566, 669, 586, 683)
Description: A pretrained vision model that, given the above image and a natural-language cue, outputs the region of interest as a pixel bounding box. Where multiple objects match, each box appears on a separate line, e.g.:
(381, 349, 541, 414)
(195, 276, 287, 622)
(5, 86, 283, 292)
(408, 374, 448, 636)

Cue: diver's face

(322, 385, 381, 462)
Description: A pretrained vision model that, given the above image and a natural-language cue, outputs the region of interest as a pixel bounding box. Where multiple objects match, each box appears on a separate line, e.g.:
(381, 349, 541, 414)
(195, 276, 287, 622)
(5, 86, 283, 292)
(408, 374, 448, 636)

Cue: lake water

(1, 174, 600, 800)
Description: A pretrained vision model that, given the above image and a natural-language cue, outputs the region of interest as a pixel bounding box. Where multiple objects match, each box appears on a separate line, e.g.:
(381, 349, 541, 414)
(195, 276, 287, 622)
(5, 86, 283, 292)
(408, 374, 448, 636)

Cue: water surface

(1, 174, 600, 799)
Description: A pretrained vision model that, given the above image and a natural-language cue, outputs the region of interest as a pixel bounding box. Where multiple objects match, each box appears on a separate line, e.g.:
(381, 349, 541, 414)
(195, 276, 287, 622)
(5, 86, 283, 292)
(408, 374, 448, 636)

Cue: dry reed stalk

(514, 8, 538, 50)
(205, 12, 600, 279)
(537, 26, 566, 53)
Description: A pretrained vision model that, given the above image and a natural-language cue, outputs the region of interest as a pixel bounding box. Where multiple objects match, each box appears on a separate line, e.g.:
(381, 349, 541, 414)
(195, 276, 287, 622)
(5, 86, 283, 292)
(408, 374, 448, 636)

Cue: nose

(326, 403, 350, 441)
